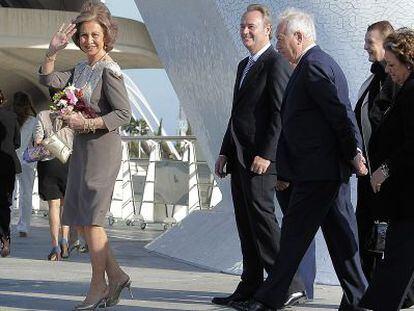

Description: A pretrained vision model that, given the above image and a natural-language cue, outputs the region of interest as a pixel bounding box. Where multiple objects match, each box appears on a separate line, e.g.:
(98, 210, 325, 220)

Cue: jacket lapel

(235, 46, 272, 102)
(233, 57, 248, 103)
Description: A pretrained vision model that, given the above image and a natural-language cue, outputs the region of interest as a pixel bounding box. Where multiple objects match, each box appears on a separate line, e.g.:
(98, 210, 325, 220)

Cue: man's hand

(370, 167, 387, 193)
(250, 156, 271, 175)
(350, 152, 368, 176)
(275, 179, 290, 191)
(215, 155, 228, 178)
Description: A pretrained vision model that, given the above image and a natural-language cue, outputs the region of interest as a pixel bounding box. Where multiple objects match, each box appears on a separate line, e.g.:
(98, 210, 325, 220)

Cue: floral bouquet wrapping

(50, 84, 97, 118)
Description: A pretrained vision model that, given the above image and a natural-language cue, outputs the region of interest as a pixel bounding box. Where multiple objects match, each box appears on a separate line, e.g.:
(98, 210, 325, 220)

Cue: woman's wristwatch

(380, 163, 390, 178)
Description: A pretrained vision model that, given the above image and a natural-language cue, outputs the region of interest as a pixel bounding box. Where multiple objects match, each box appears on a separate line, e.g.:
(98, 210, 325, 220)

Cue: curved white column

(0, 7, 161, 107)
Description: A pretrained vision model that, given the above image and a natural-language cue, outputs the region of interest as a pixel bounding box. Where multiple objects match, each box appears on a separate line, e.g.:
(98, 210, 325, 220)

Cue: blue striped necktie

(239, 57, 255, 88)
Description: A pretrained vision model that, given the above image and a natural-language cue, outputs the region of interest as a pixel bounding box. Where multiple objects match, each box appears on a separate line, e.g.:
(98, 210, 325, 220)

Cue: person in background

(12, 92, 37, 238)
(0, 89, 21, 257)
(34, 109, 73, 260)
(356, 21, 414, 309)
(359, 27, 414, 311)
(354, 20, 395, 281)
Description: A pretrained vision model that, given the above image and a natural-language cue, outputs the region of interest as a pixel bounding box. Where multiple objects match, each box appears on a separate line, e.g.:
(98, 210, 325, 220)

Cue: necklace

(73, 52, 108, 90)
(88, 52, 108, 67)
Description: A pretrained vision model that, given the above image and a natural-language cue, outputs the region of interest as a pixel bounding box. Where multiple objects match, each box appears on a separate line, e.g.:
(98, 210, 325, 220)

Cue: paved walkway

(0, 211, 343, 310)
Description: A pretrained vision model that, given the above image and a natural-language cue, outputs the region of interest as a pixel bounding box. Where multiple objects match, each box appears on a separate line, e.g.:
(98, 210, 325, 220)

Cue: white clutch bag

(41, 132, 72, 164)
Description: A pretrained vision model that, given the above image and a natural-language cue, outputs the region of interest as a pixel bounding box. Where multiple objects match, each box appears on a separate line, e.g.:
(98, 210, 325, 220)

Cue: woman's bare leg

(106, 246, 129, 291)
(59, 198, 70, 242)
(48, 199, 61, 247)
(82, 225, 109, 304)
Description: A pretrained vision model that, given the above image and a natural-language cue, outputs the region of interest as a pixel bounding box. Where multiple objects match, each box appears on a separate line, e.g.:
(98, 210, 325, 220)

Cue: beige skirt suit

(39, 60, 131, 226)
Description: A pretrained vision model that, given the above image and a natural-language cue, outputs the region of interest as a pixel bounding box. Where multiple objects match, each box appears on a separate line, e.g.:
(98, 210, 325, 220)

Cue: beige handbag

(41, 132, 72, 163)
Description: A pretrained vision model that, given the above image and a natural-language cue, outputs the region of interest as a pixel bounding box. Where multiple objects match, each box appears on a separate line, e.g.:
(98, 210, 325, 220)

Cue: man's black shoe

(230, 299, 251, 311)
(283, 291, 307, 308)
(232, 299, 277, 311)
(211, 292, 249, 306)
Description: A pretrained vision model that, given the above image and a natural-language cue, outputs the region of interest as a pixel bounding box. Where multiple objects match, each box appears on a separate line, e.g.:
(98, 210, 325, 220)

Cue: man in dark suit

(242, 8, 369, 311)
(0, 89, 21, 257)
(213, 4, 307, 308)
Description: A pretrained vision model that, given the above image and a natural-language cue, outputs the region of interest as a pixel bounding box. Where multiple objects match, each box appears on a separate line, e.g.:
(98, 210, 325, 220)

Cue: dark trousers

(254, 181, 367, 310)
(230, 162, 305, 297)
(0, 173, 15, 239)
(360, 219, 414, 311)
(276, 185, 316, 299)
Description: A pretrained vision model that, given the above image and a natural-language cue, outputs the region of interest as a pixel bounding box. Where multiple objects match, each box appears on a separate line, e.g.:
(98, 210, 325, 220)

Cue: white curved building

(0, 0, 161, 108)
(136, 0, 414, 286)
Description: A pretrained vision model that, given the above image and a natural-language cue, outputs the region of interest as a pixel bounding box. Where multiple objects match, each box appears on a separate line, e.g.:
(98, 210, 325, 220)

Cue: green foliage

(122, 117, 150, 135)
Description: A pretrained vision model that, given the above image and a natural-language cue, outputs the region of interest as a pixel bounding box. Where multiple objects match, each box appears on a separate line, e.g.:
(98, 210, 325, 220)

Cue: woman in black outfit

(360, 28, 414, 311)
(0, 89, 21, 257)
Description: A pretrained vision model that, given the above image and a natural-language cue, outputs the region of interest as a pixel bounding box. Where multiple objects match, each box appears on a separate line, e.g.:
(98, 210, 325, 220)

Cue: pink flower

(51, 84, 97, 118)
(65, 89, 78, 105)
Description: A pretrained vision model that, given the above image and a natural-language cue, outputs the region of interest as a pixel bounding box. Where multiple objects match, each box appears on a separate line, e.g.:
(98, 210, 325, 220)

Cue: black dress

(360, 73, 414, 311)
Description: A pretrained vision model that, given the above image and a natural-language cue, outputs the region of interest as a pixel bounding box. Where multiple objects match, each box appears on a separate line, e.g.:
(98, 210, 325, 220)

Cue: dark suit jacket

(354, 62, 395, 154)
(277, 46, 360, 181)
(220, 46, 292, 174)
(368, 73, 414, 219)
(0, 107, 21, 175)
(354, 63, 395, 220)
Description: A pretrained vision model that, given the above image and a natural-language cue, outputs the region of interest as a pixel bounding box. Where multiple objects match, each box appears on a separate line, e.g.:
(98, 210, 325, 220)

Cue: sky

(104, 0, 180, 135)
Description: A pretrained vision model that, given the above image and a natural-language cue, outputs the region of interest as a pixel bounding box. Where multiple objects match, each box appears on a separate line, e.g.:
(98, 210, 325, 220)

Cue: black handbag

(366, 221, 388, 253)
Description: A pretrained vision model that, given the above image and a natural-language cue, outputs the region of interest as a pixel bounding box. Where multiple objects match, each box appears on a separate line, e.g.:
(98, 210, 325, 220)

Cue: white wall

(135, 0, 414, 285)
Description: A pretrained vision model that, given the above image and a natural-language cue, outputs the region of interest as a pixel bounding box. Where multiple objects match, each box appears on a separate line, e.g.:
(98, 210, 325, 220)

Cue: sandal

(1, 236, 10, 257)
(69, 239, 81, 255)
(60, 238, 69, 259)
(47, 246, 61, 261)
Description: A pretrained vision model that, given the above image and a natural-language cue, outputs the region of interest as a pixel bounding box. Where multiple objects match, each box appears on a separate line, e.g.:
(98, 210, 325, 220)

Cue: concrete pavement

(0, 212, 343, 310)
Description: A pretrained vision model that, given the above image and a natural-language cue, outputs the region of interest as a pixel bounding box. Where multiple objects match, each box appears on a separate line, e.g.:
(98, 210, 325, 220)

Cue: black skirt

(37, 158, 69, 201)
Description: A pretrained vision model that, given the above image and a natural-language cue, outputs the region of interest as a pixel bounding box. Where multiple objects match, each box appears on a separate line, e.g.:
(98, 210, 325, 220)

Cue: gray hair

(278, 8, 316, 41)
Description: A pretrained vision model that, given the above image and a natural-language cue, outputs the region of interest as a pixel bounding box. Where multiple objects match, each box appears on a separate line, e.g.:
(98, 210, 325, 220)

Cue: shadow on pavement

(0, 278, 234, 310)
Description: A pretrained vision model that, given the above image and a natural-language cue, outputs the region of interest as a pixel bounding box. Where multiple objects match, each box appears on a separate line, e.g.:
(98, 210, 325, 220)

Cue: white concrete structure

(136, 0, 414, 285)
(0, 6, 161, 108)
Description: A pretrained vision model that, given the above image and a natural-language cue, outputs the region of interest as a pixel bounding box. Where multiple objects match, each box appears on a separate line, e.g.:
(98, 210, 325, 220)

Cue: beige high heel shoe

(105, 276, 133, 307)
(73, 296, 107, 311)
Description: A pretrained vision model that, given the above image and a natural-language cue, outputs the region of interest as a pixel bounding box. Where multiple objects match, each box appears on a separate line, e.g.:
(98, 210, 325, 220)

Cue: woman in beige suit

(39, 1, 131, 310)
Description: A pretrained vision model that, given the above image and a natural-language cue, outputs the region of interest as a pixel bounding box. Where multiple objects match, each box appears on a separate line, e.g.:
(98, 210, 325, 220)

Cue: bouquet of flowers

(50, 84, 97, 118)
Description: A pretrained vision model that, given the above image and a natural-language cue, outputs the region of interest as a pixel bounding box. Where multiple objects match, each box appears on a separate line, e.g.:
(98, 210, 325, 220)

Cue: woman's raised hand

(48, 23, 77, 55)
